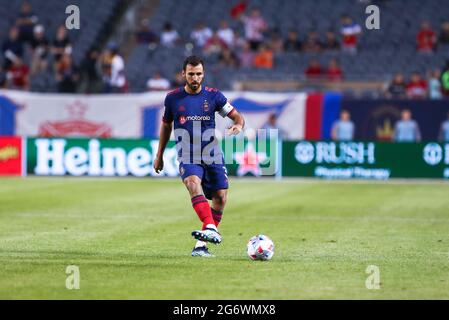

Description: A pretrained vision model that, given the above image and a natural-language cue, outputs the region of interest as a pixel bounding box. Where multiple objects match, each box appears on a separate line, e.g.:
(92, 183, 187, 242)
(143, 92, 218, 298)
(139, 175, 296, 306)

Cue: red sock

(191, 195, 214, 230)
(211, 208, 223, 227)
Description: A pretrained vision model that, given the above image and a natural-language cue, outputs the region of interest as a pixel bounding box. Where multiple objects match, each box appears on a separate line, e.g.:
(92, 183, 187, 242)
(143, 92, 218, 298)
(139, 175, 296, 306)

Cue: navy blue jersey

(163, 86, 234, 164)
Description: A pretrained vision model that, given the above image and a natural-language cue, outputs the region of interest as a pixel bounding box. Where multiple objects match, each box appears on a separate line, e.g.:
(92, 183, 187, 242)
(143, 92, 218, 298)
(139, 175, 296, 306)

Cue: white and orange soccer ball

(247, 235, 275, 261)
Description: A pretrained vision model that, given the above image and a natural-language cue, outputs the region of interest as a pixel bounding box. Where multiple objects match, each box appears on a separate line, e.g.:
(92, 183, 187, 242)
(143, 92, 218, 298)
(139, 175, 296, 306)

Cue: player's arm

(154, 121, 172, 173)
(227, 108, 245, 136)
(216, 93, 245, 135)
(154, 98, 173, 173)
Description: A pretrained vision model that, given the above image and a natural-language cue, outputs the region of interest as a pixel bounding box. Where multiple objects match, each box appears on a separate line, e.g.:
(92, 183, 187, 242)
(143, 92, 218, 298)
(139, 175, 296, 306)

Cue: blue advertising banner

(341, 99, 449, 141)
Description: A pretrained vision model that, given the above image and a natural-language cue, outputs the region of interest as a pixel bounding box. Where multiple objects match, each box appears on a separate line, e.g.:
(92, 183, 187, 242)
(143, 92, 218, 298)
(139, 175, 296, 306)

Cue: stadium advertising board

(26, 138, 449, 179)
(0, 136, 23, 176)
(284, 141, 449, 179)
(26, 137, 278, 178)
(27, 138, 179, 177)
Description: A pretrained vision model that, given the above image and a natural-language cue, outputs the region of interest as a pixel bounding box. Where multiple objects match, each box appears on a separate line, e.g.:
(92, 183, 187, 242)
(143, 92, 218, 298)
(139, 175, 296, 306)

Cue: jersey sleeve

(215, 90, 234, 118)
(162, 95, 173, 123)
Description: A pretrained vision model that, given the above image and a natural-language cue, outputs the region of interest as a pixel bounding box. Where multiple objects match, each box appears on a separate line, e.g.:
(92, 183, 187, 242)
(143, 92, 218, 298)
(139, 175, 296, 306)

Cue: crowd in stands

(385, 60, 449, 100)
(0, 2, 76, 92)
(0, 1, 128, 94)
(135, 2, 449, 99)
(1, 1, 449, 100)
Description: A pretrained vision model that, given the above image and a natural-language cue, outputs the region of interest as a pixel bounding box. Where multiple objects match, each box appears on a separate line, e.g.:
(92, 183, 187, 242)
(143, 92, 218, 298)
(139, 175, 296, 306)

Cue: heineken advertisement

(25, 137, 449, 179)
(27, 138, 179, 177)
(26, 137, 278, 177)
(283, 141, 449, 179)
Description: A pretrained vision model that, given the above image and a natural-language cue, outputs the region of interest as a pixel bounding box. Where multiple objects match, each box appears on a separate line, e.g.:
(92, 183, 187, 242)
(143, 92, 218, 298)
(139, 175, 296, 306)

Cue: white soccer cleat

(191, 227, 222, 244)
(191, 246, 213, 257)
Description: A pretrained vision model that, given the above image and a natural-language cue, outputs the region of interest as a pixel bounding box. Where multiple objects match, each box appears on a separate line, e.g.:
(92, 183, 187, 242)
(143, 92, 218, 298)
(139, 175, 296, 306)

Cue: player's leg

(181, 164, 221, 246)
(202, 164, 229, 227)
(210, 189, 227, 227)
(180, 163, 215, 230)
(191, 176, 226, 252)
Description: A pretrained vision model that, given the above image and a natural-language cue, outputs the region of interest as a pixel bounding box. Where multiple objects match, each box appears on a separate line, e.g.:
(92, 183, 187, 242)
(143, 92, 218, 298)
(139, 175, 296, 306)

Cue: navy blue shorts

(179, 163, 229, 200)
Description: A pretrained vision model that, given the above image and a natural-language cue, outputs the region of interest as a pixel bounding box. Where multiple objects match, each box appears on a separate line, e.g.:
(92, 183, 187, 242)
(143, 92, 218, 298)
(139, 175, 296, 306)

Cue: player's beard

(187, 79, 202, 92)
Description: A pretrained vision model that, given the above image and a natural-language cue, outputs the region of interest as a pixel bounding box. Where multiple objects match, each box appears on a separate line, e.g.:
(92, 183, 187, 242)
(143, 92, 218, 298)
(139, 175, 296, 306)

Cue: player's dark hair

(183, 55, 204, 71)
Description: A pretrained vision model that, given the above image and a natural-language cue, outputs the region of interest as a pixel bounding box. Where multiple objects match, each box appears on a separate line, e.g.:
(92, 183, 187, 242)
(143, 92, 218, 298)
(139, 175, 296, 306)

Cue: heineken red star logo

(234, 142, 267, 176)
(38, 100, 112, 137)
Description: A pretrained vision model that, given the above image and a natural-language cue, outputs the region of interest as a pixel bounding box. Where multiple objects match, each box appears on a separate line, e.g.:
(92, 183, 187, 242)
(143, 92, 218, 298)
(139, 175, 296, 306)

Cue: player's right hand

(153, 156, 164, 174)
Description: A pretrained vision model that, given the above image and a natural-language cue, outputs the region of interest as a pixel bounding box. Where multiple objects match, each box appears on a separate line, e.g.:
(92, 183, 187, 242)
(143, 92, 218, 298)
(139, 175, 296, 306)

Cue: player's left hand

(227, 124, 243, 136)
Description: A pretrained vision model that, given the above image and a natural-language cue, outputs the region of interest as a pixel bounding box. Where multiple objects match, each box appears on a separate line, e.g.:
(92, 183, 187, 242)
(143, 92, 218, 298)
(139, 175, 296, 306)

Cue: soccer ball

(247, 235, 275, 261)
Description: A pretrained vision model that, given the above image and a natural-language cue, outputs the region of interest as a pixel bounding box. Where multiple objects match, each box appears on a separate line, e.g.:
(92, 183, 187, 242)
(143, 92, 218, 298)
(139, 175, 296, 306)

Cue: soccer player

(153, 55, 245, 257)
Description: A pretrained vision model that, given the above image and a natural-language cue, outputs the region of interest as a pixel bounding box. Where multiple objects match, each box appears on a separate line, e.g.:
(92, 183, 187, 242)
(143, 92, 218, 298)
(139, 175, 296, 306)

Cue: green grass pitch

(1, 177, 448, 299)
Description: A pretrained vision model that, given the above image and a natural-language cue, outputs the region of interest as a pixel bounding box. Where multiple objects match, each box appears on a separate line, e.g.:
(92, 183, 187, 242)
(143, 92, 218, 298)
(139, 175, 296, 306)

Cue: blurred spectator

(331, 110, 354, 141)
(305, 59, 323, 79)
(428, 70, 442, 99)
(2, 26, 24, 69)
(437, 21, 449, 47)
(105, 43, 127, 93)
(416, 21, 436, 53)
(160, 22, 180, 47)
(203, 32, 228, 56)
(323, 30, 340, 51)
(217, 20, 235, 48)
(267, 28, 284, 53)
(135, 19, 158, 45)
(406, 72, 428, 99)
(240, 8, 268, 51)
(30, 24, 49, 75)
(147, 71, 170, 91)
(260, 113, 287, 140)
(237, 41, 255, 68)
(232, 30, 248, 50)
(219, 48, 239, 68)
(55, 54, 79, 93)
(326, 58, 343, 81)
(302, 30, 323, 53)
(253, 44, 273, 69)
(190, 22, 213, 48)
(340, 15, 362, 54)
(0, 66, 6, 88)
(6, 58, 29, 91)
(171, 71, 184, 88)
(15, 1, 39, 44)
(100, 49, 112, 88)
(394, 109, 421, 142)
(386, 73, 407, 99)
(283, 29, 302, 52)
(439, 112, 449, 142)
(51, 25, 72, 62)
(441, 61, 449, 97)
(81, 49, 101, 93)
(230, 0, 247, 19)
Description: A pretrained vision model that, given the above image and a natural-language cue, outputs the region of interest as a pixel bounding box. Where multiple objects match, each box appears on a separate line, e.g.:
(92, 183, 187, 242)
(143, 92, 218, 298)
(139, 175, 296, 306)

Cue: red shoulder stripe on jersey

(167, 87, 181, 96)
(205, 86, 218, 92)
